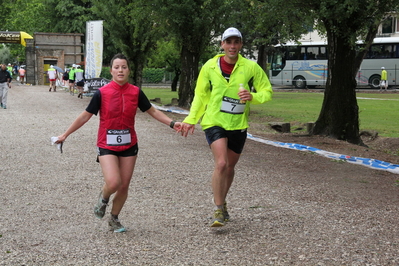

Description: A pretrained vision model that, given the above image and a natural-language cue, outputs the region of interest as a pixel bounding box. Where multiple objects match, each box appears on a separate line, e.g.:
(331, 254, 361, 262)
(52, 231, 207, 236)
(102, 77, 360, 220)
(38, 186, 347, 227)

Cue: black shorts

(204, 126, 247, 154)
(76, 81, 84, 87)
(69, 80, 75, 83)
(96, 144, 139, 162)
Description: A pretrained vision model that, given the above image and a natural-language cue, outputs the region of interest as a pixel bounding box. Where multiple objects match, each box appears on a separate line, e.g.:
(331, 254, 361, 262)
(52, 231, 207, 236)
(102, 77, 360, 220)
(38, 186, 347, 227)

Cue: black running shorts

(204, 126, 247, 154)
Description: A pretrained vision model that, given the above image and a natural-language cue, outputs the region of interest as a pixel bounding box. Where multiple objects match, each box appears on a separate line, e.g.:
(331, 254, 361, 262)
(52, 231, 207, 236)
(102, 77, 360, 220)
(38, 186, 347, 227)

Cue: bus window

(287, 46, 301, 60)
(395, 44, 399, 58)
(306, 46, 318, 60)
(300, 47, 306, 60)
(271, 52, 283, 70)
(369, 45, 384, 58)
(270, 50, 285, 76)
(318, 46, 327, 59)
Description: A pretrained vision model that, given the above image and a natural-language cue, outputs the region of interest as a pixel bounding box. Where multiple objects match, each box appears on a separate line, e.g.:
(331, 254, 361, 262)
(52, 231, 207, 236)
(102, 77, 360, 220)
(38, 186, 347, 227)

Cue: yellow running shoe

(210, 209, 225, 227)
(223, 202, 230, 221)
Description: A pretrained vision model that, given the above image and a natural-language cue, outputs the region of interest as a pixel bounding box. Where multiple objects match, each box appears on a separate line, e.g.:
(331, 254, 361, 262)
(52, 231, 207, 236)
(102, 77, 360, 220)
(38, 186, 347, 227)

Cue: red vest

(97, 81, 139, 151)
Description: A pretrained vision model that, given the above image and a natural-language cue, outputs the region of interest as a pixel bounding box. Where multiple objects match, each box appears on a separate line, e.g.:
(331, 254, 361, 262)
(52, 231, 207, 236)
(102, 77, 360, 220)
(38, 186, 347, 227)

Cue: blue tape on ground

(153, 104, 399, 175)
(247, 133, 399, 175)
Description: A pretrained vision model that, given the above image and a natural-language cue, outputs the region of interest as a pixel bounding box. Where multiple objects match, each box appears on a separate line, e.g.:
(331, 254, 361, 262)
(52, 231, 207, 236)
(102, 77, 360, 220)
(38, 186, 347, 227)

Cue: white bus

(269, 37, 399, 89)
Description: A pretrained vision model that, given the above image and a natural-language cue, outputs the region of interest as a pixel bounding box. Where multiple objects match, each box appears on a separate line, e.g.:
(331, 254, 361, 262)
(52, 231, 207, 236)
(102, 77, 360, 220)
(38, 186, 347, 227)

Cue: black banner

(0, 32, 21, 44)
(84, 78, 110, 96)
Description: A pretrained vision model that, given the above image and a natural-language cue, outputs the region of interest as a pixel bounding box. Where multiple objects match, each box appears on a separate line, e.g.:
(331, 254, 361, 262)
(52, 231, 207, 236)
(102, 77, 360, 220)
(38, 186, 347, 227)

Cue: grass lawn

(142, 87, 399, 138)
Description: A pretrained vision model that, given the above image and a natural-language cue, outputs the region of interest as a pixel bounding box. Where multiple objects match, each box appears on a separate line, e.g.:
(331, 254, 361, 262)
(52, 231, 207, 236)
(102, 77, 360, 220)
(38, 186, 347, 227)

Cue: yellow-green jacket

(183, 54, 273, 130)
(69, 68, 76, 80)
(381, 69, 387, 80)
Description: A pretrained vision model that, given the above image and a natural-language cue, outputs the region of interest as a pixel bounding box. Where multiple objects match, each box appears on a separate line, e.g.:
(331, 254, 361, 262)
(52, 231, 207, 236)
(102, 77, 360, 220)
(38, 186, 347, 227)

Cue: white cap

(72, 64, 76, 68)
(222, 27, 242, 41)
(50, 65, 53, 68)
(381, 67, 385, 69)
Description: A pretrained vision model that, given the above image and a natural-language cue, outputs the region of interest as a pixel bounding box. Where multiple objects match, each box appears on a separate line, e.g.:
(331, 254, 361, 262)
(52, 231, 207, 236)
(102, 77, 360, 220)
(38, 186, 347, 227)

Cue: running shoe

(94, 192, 107, 219)
(210, 209, 225, 227)
(223, 201, 230, 221)
(109, 217, 126, 233)
(212, 198, 230, 222)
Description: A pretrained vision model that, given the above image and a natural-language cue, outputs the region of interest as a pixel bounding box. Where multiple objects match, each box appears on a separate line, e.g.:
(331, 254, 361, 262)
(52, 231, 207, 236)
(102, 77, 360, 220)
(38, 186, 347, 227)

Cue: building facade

(25, 32, 84, 85)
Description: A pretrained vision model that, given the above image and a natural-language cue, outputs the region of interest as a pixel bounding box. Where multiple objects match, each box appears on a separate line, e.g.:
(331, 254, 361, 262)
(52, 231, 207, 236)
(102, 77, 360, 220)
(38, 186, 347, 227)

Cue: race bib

(220, 96, 245, 114)
(106, 129, 131, 146)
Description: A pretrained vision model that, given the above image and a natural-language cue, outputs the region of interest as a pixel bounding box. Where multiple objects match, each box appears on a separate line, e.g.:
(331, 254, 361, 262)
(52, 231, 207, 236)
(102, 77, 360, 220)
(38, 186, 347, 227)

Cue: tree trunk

(131, 60, 144, 88)
(257, 44, 268, 74)
(178, 46, 199, 108)
(171, 68, 180, 92)
(312, 28, 363, 145)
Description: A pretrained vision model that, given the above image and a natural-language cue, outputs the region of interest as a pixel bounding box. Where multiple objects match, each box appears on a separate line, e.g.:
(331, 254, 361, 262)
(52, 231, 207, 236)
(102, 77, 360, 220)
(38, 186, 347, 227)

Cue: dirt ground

(0, 83, 398, 265)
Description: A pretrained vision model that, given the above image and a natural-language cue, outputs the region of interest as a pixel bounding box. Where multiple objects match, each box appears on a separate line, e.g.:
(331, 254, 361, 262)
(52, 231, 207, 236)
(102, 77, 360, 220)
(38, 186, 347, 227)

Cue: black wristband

(169, 120, 176, 128)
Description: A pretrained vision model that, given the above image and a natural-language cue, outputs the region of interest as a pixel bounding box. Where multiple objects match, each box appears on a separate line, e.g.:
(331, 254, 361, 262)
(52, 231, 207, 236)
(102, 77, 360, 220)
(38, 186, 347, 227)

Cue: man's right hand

(180, 123, 195, 137)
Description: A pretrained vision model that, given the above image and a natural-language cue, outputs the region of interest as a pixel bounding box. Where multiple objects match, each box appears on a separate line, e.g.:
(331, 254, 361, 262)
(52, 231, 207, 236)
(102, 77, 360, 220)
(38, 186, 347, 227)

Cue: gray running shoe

(210, 209, 225, 227)
(94, 192, 107, 219)
(109, 217, 126, 233)
(223, 201, 230, 221)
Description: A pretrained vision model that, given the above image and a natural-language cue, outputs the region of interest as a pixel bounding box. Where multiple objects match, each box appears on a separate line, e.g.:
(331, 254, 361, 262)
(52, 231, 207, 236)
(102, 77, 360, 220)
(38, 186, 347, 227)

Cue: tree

(153, 0, 229, 107)
(291, 0, 399, 145)
(233, 0, 312, 72)
(0, 46, 15, 65)
(2, 0, 49, 33)
(147, 39, 181, 91)
(1, 0, 50, 64)
(92, 0, 158, 87)
(43, 0, 94, 34)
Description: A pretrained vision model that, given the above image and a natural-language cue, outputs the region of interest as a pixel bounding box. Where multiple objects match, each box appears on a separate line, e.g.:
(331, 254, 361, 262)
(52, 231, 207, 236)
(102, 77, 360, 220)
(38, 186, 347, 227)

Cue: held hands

(170, 121, 182, 132)
(179, 123, 195, 137)
(170, 120, 194, 137)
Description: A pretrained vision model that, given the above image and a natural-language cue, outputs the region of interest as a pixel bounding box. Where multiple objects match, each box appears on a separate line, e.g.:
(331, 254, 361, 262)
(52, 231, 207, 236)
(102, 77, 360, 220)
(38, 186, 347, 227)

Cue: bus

(269, 37, 399, 89)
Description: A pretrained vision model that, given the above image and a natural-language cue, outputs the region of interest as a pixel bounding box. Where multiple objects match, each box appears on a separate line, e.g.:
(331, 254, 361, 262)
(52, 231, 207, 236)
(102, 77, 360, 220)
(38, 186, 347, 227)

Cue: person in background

(74, 65, 85, 99)
(0, 64, 12, 109)
(63, 68, 70, 87)
(7, 63, 12, 74)
(13, 64, 18, 76)
(18, 66, 26, 84)
(68, 64, 77, 95)
(180, 27, 273, 227)
(55, 53, 182, 233)
(380, 67, 388, 92)
(48, 65, 57, 92)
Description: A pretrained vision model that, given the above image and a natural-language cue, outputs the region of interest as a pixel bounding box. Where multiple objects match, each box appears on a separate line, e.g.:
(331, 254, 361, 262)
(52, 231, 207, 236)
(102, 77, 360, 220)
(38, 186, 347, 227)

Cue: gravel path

(0, 83, 399, 265)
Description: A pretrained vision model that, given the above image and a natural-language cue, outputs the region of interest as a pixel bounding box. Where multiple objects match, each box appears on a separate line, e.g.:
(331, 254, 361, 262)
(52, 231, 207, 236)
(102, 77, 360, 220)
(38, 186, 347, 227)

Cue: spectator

(18, 66, 26, 84)
(0, 64, 12, 109)
(74, 65, 85, 99)
(48, 65, 57, 92)
(380, 67, 388, 92)
(68, 64, 77, 95)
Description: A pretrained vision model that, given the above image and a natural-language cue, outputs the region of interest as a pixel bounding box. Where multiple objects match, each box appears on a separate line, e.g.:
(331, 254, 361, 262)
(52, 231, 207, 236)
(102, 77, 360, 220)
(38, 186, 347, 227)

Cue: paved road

(0, 83, 398, 265)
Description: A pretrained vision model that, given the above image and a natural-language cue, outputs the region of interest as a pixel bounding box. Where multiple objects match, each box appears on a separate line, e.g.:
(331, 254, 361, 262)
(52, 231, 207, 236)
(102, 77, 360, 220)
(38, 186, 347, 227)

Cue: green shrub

(100, 67, 112, 80)
(143, 68, 164, 83)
